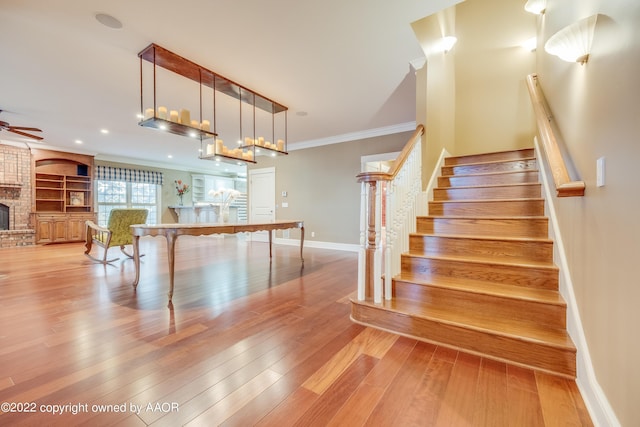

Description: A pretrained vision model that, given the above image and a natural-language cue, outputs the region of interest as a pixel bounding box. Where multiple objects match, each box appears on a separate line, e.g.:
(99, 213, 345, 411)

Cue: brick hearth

(0, 144, 35, 247)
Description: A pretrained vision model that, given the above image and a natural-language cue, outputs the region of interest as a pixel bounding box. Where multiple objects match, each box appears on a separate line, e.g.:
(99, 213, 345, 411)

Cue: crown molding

(288, 121, 417, 151)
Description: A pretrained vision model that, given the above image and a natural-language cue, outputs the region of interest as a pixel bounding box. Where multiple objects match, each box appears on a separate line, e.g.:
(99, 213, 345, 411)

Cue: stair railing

(526, 74, 585, 197)
(356, 125, 426, 303)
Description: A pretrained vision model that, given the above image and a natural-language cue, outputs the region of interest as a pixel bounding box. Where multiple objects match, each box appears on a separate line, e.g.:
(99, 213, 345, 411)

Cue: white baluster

(357, 181, 367, 301)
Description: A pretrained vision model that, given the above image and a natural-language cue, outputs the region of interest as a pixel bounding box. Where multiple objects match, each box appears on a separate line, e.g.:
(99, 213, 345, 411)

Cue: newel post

(356, 173, 386, 303)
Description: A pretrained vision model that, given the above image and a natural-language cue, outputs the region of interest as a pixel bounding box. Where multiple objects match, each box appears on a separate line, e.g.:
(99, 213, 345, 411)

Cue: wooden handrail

(526, 74, 585, 197)
(356, 124, 425, 183)
(355, 124, 425, 303)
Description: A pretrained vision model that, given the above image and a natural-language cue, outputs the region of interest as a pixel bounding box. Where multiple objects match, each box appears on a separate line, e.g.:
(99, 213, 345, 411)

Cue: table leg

(269, 229, 273, 258)
(166, 230, 178, 302)
(300, 226, 305, 262)
(132, 234, 141, 288)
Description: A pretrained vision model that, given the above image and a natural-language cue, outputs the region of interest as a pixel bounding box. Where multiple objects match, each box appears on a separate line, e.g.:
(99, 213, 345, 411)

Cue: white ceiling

(0, 0, 460, 174)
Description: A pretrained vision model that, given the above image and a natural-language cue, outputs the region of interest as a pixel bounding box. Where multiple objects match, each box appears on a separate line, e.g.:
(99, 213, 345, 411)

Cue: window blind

(95, 166, 164, 185)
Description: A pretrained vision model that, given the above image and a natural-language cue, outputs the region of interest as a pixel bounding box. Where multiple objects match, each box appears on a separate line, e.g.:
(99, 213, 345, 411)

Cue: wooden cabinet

(34, 213, 94, 243)
(36, 215, 67, 243)
(67, 216, 87, 241)
(31, 149, 96, 244)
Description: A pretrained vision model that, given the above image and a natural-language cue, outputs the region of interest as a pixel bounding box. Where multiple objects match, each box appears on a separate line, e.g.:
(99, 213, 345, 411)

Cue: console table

(130, 220, 304, 301)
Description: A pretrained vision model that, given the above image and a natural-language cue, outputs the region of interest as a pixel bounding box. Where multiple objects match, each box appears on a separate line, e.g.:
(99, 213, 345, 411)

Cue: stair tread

(356, 298, 575, 350)
(441, 169, 540, 178)
(444, 156, 537, 168)
(419, 215, 547, 220)
(430, 198, 545, 203)
(410, 232, 553, 244)
(394, 273, 564, 305)
(403, 252, 558, 270)
(446, 148, 534, 162)
(436, 182, 541, 190)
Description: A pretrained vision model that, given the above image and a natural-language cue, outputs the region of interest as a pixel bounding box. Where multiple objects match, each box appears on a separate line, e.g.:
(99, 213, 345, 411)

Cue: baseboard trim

(534, 138, 620, 427)
(247, 232, 359, 252)
(274, 237, 359, 252)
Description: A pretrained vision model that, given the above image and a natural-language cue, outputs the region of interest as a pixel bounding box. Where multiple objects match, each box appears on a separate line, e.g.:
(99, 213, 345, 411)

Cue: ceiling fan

(0, 110, 43, 140)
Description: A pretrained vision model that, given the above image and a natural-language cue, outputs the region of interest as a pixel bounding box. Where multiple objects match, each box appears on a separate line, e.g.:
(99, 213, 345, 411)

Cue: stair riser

(442, 159, 537, 176)
(444, 149, 535, 166)
(439, 171, 539, 187)
(433, 184, 542, 201)
(401, 256, 558, 290)
(393, 280, 566, 330)
(409, 235, 553, 263)
(351, 303, 576, 378)
(416, 217, 549, 238)
(429, 200, 545, 216)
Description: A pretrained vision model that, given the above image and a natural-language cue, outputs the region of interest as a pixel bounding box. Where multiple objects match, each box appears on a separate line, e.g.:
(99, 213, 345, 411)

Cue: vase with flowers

(209, 188, 241, 223)
(175, 179, 190, 206)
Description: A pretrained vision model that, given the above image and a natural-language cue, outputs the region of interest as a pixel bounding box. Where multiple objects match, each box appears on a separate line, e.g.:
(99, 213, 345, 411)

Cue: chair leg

(85, 245, 120, 264)
(120, 245, 144, 259)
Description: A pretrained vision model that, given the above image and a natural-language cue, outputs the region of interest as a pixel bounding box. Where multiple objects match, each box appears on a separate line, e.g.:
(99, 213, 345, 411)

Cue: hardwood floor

(0, 237, 592, 426)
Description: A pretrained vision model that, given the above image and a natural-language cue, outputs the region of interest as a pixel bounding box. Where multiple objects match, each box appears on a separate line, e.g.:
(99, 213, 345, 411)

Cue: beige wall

(248, 132, 412, 245)
(537, 1, 640, 425)
(454, 0, 536, 154)
(413, 8, 457, 177)
(413, 0, 537, 167)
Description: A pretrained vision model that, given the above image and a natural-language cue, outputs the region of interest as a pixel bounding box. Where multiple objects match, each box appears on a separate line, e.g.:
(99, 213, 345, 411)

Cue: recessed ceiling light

(159, 124, 167, 130)
(168, 155, 173, 159)
(95, 13, 123, 29)
(100, 129, 109, 134)
(75, 139, 83, 144)
(136, 113, 144, 119)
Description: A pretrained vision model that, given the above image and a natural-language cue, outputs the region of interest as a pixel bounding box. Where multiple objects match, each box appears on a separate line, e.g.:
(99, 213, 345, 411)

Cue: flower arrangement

(209, 188, 240, 209)
(209, 188, 241, 222)
(175, 180, 190, 196)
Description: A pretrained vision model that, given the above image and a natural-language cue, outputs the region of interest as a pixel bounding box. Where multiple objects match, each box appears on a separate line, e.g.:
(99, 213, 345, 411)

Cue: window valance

(95, 166, 164, 185)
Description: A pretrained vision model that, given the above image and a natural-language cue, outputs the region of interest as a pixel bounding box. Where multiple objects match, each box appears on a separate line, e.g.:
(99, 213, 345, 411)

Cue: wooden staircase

(351, 148, 576, 378)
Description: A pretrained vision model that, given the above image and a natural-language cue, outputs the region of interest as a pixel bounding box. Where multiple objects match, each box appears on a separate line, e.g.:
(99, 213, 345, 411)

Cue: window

(96, 180, 159, 226)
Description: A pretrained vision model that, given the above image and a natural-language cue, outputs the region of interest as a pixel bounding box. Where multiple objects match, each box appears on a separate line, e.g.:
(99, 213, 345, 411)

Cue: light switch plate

(596, 157, 605, 187)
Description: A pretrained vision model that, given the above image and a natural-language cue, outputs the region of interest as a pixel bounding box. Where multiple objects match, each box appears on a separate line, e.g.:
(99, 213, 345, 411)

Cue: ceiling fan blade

(9, 126, 42, 132)
(8, 128, 44, 141)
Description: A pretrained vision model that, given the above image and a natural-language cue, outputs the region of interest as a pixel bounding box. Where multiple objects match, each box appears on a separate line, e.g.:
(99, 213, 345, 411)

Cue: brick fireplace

(0, 144, 35, 247)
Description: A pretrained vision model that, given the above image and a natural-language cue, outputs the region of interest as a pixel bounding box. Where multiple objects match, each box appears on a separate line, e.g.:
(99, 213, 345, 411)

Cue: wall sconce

(524, 0, 546, 15)
(437, 36, 458, 53)
(521, 37, 537, 52)
(544, 14, 598, 64)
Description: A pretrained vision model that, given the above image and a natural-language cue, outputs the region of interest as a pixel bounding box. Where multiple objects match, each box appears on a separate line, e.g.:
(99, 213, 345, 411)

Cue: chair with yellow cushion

(84, 208, 148, 264)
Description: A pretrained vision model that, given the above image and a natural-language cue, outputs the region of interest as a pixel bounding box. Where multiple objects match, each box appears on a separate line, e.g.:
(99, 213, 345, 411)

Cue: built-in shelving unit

(31, 149, 95, 244)
(138, 43, 288, 165)
(34, 173, 92, 213)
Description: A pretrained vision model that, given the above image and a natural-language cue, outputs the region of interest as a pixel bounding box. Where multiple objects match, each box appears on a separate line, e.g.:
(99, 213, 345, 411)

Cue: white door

(248, 167, 275, 241)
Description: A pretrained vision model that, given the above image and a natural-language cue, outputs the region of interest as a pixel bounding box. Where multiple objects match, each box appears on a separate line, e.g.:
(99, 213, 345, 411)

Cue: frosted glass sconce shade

(522, 37, 537, 52)
(544, 14, 598, 64)
(437, 36, 458, 53)
(524, 0, 546, 15)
